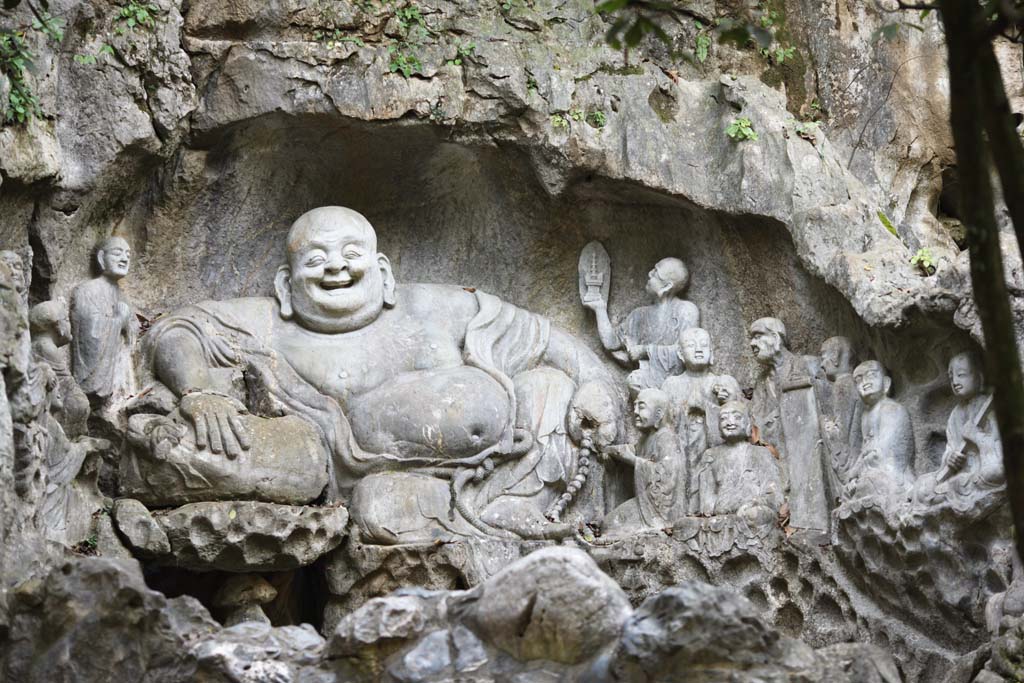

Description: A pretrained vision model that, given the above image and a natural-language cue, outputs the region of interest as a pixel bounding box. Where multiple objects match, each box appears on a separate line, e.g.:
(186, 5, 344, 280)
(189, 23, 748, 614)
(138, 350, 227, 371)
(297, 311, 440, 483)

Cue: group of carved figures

(582, 250, 1006, 539)
(1, 238, 134, 541)
(3, 207, 1007, 552)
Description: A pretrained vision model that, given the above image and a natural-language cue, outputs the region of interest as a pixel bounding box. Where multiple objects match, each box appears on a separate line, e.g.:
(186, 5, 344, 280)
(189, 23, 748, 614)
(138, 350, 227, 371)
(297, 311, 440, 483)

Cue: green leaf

(877, 211, 899, 238)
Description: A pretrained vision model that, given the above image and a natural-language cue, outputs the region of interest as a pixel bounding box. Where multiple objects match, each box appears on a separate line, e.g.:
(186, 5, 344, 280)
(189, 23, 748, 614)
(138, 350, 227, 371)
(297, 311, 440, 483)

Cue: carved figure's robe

(661, 370, 721, 512)
(699, 441, 783, 517)
(751, 350, 829, 534)
(815, 372, 862, 484)
(70, 278, 135, 400)
(602, 427, 685, 532)
(33, 341, 89, 437)
(844, 397, 914, 502)
(618, 299, 699, 390)
(915, 393, 1004, 514)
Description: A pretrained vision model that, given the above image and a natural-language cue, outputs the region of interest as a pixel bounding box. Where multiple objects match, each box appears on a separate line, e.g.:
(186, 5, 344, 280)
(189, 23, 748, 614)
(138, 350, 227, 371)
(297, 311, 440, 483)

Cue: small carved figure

(30, 300, 90, 437)
(749, 317, 829, 536)
(70, 236, 138, 405)
(0, 249, 29, 309)
(583, 257, 699, 392)
(815, 336, 861, 483)
(601, 388, 685, 533)
(697, 400, 783, 522)
(661, 327, 739, 512)
(842, 361, 915, 502)
(913, 352, 1004, 514)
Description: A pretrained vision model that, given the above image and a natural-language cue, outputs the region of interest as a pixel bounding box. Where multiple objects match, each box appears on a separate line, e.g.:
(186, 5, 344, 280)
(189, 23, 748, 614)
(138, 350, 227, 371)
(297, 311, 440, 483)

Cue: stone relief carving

(842, 360, 915, 505)
(135, 207, 620, 546)
(601, 388, 684, 534)
(748, 317, 830, 538)
(30, 299, 90, 438)
(7, 203, 1017, 674)
(582, 250, 700, 393)
(70, 236, 138, 409)
(815, 336, 861, 489)
(661, 326, 740, 514)
(697, 400, 783, 523)
(912, 351, 1005, 516)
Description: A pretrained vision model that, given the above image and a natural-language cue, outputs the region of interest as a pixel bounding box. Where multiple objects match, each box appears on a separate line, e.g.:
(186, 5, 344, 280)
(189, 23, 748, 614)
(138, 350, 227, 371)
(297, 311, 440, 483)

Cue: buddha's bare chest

(271, 317, 463, 404)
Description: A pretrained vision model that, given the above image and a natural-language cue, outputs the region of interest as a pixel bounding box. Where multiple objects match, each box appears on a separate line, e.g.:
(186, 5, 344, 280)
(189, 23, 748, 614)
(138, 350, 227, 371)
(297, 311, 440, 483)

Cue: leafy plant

(115, 1, 161, 33)
(550, 113, 569, 129)
(74, 43, 115, 65)
(388, 43, 422, 78)
(395, 3, 430, 40)
(526, 72, 538, 92)
(587, 110, 607, 128)
(791, 119, 818, 143)
(569, 108, 585, 123)
(446, 41, 475, 66)
(911, 247, 937, 275)
(313, 29, 365, 49)
(0, 30, 41, 123)
(32, 12, 64, 42)
(694, 21, 711, 64)
(725, 116, 758, 142)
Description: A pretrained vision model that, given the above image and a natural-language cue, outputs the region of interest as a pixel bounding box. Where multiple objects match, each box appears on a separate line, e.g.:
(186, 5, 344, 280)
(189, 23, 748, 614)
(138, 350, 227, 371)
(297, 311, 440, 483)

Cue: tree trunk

(977, 41, 1024, 256)
(939, 0, 1024, 559)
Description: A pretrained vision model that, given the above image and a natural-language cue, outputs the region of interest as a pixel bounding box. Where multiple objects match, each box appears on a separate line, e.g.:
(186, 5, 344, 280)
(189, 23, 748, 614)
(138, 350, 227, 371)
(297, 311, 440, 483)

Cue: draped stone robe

(751, 350, 829, 534)
(70, 277, 136, 401)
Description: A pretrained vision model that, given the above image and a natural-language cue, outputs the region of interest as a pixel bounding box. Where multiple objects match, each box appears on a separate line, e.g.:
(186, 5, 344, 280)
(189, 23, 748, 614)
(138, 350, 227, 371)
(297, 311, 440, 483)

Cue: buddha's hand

(582, 297, 607, 312)
(180, 391, 252, 459)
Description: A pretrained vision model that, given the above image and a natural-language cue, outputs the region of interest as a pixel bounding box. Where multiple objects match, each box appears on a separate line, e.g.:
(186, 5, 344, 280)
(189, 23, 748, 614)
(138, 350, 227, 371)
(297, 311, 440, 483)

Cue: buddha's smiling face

(278, 207, 394, 333)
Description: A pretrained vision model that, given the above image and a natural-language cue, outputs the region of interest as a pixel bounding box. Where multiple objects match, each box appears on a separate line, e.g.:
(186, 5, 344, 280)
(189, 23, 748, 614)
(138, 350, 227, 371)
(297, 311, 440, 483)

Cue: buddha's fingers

(194, 413, 209, 450)
(218, 413, 241, 459)
(229, 415, 252, 451)
(207, 412, 224, 454)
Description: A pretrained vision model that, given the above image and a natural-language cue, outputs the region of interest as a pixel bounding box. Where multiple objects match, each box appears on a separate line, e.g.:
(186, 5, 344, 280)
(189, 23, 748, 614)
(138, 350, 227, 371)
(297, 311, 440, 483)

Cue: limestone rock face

(153, 501, 349, 572)
(453, 546, 632, 665)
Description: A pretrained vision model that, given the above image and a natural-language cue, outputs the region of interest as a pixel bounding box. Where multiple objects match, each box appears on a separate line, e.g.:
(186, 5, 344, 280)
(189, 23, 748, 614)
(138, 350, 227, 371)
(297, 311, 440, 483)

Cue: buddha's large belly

(347, 366, 510, 459)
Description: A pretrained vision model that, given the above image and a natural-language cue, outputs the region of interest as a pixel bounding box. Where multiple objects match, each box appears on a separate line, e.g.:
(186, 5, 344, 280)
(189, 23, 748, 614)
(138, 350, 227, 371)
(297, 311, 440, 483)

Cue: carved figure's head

(712, 375, 742, 405)
(718, 400, 752, 443)
(0, 250, 27, 295)
(949, 351, 983, 400)
(275, 207, 396, 333)
(749, 317, 786, 365)
(568, 381, 620, 449)
(97, 237, 131, 280)
(678, 326, 713, 370)
(853, 360, 890, 406)
(634, 388, 670, 430)
(645, 257, 689, 299)
(29, 299, 71, 345)
(820, 336, 855, 381)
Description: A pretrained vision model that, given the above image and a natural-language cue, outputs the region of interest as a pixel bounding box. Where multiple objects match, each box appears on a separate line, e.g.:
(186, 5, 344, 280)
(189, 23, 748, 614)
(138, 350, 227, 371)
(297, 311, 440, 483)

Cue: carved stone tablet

(578, 241, 611, 306)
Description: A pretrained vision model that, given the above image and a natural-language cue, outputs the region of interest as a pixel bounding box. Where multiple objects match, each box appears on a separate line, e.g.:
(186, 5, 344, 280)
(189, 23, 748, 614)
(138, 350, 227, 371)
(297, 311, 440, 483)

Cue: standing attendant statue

(70, 237, 138, 408)
(582, 251, 699, 393)
(749, 317, 830, 538)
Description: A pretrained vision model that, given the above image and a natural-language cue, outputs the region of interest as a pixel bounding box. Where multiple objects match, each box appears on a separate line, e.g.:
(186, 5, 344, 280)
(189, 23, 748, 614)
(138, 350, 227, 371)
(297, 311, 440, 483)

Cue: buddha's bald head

(286, 207, 378, 259)
(276, 207, 395, 334)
